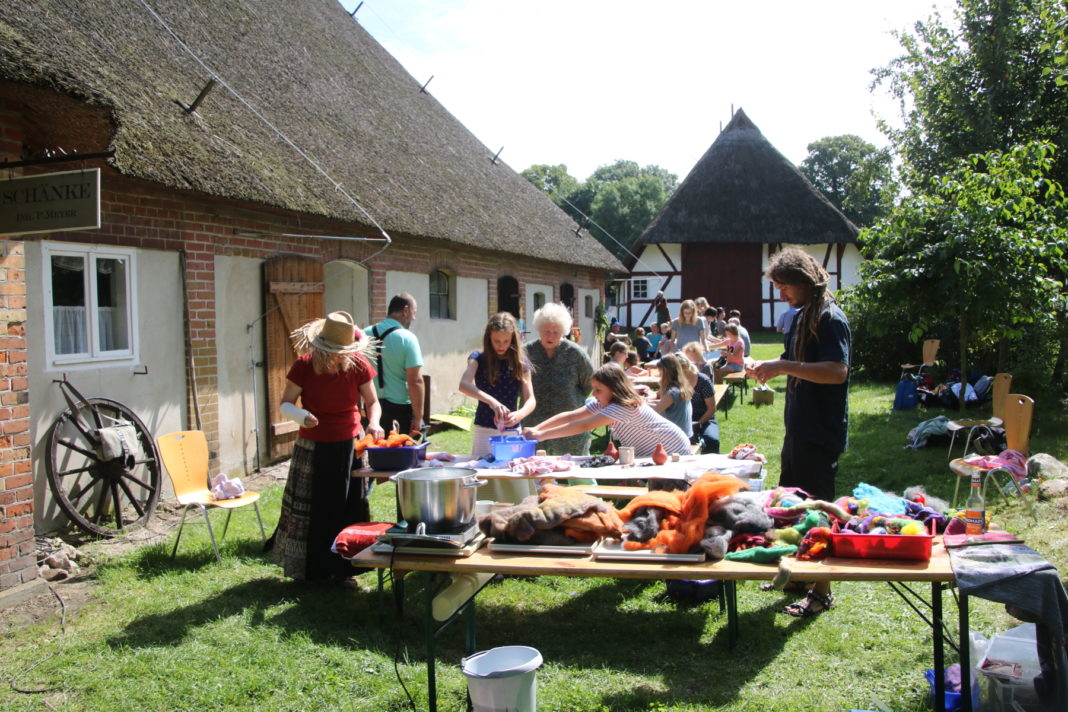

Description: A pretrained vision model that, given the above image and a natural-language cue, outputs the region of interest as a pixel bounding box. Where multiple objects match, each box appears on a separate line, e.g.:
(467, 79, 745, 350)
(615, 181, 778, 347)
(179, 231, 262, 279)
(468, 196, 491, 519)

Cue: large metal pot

(390, 467, 486, 532)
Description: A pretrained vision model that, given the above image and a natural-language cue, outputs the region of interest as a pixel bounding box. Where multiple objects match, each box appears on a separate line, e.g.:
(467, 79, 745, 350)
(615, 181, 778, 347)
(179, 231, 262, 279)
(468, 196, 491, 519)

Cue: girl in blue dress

(459, 312, 537, 503)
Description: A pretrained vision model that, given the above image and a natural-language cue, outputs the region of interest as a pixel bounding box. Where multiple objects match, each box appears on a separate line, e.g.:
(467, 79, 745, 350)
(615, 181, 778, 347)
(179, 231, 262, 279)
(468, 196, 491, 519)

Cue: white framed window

(532, 292, 546, 311)
(429, 269, 455, 320)
(632, 278, 649, 300)
(584, 295, 594, 318)
(44, 242, 138, 364)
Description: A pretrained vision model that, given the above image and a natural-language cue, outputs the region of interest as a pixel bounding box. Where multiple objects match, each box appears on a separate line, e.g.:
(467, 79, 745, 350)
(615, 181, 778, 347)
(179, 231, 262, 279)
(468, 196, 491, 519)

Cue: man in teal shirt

(371, 294, 425, 436)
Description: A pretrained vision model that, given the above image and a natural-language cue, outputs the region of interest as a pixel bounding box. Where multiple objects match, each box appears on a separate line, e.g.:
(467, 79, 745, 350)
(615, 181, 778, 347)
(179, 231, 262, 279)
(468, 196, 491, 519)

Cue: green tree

(845, 142, 1068, 399)
(868, 0, 1068, 390)
(589, 174, 669, 260)
(874, 0, 1068, 186)
(519, 164, 580, 211)
(799, 135, 893, 226)
(521, 159, 677, 261)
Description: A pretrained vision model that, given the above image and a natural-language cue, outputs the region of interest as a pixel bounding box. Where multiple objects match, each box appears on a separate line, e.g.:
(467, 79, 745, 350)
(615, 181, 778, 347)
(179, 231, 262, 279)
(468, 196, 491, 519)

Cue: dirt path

(0, 462, 289, 634)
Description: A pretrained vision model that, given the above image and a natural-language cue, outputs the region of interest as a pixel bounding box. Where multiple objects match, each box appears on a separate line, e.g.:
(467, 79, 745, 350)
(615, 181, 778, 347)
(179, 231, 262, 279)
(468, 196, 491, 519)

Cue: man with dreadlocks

(747, 247, 851, 617)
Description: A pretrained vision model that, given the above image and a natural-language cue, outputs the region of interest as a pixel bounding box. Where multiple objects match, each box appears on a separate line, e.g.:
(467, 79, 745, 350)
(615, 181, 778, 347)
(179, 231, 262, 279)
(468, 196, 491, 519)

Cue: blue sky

(342, 0, 957, 181)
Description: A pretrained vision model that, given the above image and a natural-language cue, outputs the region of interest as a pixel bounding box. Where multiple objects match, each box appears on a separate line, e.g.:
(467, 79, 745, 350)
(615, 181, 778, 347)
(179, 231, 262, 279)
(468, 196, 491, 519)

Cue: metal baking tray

(591, 538, 705, 562)
(487, 540, 594, 556)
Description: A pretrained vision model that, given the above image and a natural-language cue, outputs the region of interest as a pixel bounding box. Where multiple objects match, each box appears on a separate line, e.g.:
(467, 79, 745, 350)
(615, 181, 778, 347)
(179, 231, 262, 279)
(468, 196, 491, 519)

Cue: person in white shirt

(522, 363, 689, 458)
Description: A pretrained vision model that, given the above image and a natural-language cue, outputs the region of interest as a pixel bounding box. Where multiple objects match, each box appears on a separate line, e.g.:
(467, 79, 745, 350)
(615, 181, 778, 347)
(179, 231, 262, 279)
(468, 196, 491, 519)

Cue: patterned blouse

(470, 350, 525, 429)
(525, 337, 595, 455)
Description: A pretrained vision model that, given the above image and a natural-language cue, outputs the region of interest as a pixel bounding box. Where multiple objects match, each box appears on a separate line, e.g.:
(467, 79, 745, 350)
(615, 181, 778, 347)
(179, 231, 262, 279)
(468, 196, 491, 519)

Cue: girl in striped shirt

(523, 363, 690, 458)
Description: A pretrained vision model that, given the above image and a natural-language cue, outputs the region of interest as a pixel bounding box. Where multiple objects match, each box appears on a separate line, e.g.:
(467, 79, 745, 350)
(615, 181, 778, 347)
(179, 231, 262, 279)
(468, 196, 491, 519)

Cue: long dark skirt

(273, 437, 357, 580)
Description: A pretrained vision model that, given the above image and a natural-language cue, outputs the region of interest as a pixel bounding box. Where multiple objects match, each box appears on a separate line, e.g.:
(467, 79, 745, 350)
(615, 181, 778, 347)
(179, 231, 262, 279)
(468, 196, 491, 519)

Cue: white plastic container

(982, 675, 1043, 712)
(461, 645, 542, 712)
(978, 624, 1039, 683)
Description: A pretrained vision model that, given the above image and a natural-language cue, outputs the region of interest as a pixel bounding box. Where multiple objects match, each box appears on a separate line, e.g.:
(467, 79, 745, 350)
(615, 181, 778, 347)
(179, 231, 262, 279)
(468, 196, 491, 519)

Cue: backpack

(893, 375, 918, 410)
(973, 375, 993, 402)
(370, 324, 401, 389)
(972, 425, 1007, 456)
(665, 579, 721, 605)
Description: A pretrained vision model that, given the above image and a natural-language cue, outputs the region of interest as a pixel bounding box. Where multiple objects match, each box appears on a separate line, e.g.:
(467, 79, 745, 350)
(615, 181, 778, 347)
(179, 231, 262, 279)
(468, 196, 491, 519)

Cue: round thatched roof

(637, 109, 859, 247)
(0, 0, 620, 269)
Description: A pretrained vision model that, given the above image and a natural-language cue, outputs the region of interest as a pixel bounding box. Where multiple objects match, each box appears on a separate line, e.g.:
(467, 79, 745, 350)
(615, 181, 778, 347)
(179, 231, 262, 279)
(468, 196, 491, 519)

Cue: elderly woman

(525, 302, 595, 458)
(273, 311, 383, 587)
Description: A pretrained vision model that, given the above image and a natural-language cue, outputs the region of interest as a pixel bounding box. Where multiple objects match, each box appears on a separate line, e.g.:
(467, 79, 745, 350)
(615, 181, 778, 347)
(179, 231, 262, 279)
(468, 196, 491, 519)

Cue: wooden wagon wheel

(44, 387, 162, 537)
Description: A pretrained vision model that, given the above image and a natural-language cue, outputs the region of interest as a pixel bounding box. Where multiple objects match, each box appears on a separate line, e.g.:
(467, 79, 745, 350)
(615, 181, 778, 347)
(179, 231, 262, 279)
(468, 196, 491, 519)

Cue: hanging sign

(0, 168, 101, 237)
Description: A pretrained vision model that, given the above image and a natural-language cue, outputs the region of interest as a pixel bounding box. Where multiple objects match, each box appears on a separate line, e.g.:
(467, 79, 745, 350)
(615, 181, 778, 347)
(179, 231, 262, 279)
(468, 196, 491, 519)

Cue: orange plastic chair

(945, 373, 1012, 459)
(900, 338, 940, 377)
(156, 430, 266, 562)
(949, 394, 1035, 513)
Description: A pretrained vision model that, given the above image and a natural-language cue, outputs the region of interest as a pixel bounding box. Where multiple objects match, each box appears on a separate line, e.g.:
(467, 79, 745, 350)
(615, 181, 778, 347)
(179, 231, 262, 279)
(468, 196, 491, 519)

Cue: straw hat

(291, 311, 374, 356)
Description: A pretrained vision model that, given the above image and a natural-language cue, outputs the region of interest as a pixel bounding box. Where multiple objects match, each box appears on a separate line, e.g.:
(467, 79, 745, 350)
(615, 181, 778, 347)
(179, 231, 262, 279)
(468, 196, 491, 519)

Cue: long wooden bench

(713, 383, 729, 408)
(712, 382, 730, 419)
(723, 371, 749, 402)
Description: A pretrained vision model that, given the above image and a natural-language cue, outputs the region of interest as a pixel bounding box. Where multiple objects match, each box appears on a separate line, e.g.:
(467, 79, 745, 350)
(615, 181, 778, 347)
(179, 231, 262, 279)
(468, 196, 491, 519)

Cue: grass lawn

(2, 334, 1066, 711)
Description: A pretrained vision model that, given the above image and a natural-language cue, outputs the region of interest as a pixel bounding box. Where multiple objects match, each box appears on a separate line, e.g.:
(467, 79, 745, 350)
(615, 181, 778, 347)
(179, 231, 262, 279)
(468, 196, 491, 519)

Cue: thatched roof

(0, 0, 620, 270)
(635, 109, 858, 251)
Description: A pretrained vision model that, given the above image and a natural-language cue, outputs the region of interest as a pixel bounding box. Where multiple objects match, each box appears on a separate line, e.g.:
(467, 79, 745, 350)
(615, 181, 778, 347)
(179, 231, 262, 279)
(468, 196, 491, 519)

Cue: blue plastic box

(366, 441, 430, 471)
(489, 434, 537, 462)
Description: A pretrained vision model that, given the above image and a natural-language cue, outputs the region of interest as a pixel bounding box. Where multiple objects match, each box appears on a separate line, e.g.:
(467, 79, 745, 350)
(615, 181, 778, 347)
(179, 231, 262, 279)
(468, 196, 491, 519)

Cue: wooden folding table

(351, 542, 965, 712)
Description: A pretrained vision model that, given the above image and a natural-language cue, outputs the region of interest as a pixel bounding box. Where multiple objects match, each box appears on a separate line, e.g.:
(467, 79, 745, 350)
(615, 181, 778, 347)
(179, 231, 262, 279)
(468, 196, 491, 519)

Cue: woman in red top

(272, 311, 383, 586)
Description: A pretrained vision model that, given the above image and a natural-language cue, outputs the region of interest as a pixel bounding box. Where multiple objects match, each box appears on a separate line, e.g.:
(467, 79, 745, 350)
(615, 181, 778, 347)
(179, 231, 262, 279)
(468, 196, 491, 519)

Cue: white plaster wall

(324, 259, 370, 329)
(633, 243, 681, 277)
(839, 243, 863, 289)
(383, 271, 489, 417)
(524, 283, 552, 332)
(621, 244, 682, 325)
(577, 287, 599, 360)
(27, 241, 186, 533)
(215, 255, 266, 478)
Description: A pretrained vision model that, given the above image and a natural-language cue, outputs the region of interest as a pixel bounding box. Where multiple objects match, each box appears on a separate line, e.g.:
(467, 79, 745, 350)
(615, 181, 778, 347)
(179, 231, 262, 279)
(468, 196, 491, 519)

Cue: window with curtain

(429, 269, 454, 319)
(46, 244, 136, 362)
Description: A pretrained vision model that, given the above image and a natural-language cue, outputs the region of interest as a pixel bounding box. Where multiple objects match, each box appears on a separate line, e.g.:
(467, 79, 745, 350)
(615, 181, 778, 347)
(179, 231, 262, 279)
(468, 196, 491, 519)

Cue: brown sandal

(783, 590, 834, 617)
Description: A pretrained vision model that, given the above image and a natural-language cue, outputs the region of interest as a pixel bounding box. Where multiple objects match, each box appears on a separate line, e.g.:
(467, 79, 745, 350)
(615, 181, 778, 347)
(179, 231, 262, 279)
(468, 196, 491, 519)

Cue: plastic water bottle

(965, 472, 986, 535)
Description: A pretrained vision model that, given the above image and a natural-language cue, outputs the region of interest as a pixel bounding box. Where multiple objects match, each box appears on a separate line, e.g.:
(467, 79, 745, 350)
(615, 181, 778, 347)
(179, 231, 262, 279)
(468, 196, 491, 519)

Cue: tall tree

(865, 0, 1068, 390)
(521, 159, 677, 261)
(874, 0, 1068, 186)
(848, 142, 1067, 401)
(519, 164, 579, 209)
(589, 174, 669, 260)
(799, 135, 893, 226)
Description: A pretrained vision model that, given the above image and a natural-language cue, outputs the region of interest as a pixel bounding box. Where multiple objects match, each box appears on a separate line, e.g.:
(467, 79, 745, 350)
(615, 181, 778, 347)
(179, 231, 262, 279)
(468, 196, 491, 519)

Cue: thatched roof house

(0, 0, 620, 558)
(619, 109, 860, 330)
(0, 0, 619, 269)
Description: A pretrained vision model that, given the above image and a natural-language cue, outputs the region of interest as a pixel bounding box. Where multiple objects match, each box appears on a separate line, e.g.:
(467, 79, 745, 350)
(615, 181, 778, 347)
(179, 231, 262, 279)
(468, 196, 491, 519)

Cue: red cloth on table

(332, 521, 393, 559)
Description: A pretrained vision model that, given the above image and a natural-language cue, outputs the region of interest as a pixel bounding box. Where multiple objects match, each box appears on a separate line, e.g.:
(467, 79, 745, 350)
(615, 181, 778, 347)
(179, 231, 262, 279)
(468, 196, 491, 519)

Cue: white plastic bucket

(461, 645, 543, 712)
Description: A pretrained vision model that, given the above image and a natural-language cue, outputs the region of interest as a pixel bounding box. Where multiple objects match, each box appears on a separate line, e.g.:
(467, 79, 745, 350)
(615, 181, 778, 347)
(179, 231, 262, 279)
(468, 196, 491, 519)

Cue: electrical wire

(387, 546, 418, 711)
(554, 193, 662, 279)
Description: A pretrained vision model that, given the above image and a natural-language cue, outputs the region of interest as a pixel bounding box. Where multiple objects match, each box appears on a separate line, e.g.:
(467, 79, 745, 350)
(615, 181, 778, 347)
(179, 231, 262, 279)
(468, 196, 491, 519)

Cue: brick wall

(0, 95, 35, 589)
(79, 176, 602, 455)
(0, 240, 33, 589)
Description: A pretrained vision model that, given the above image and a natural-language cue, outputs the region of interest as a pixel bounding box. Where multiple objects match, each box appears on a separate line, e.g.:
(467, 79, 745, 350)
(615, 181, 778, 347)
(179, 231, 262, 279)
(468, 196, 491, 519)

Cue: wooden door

(264, 256, 324, 460)
(682, 242, 762, 327)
